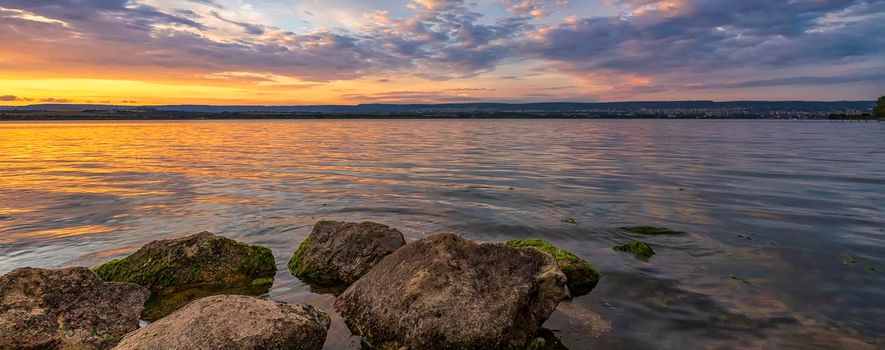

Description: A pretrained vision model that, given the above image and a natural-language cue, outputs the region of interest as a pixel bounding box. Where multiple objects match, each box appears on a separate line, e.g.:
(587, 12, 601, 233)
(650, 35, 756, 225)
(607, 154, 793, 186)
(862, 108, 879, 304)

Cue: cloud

(0, 1, 394, 81)
(0, 95, 33, 102)
(40, 98, 71, 102)
(502, 0, 568, 18)
(187, 0, 224, 9)
(0, 0, 534, 82)
(644, 71, 885, 92)
(698, 72, 885, 90)
(524, 0, 885, 97)
(211, 11, 265, 35)
(341, 90, 484, 103)
(534, 85, 575, 90)
(359, 0, 535, 80)
(0, 0, 882, 100)
(204, 71, 276, 82)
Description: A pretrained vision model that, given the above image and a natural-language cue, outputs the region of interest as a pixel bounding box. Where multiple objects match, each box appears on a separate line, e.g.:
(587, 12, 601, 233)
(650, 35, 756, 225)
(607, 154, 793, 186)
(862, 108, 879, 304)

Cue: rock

(335, 233, 568, 349)
(288, 220, 405, 286)
(506, 239, 601, 297)
(613, 241, 655, 260)
(94, 232, 276, 290)
(622, 226, 684, 235)
(0, 267, 149, 349)
(93, 232, 276, 320)
(115, 295, 330, 350)
(525, 329, 569, 350)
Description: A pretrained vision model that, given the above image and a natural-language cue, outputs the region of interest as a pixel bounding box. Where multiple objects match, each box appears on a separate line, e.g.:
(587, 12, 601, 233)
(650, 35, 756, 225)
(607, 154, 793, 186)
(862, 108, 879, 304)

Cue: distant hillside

(0, 101, 875, 114)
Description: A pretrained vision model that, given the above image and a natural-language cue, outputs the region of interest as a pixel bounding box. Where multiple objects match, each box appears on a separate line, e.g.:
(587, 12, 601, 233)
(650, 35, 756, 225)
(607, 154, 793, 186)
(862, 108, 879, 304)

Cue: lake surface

(1, 119, 883, 348)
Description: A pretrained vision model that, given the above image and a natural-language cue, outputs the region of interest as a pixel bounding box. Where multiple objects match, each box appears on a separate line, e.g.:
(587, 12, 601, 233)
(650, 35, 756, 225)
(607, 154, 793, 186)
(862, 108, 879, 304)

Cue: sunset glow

(1, 0, 883, 105)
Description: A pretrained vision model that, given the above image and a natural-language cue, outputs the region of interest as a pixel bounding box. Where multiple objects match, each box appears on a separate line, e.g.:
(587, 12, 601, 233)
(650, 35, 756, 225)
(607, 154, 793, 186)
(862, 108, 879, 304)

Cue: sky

(0, 0, 883, 105)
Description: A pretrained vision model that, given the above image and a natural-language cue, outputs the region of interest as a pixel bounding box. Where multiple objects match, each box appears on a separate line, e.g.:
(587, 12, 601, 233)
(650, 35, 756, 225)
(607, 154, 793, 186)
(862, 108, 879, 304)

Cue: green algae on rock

(613, 241, 655, 260)
(560, 216, 578, 225)
(622, 226, 685, 235)
(251, 277, 274, 286)
(288, 233, 313, 278)
(140, 282, 276, 321)
(506, 238, 601, 297)
(93, 231, 277, 320)
(288, 220, 406, 288)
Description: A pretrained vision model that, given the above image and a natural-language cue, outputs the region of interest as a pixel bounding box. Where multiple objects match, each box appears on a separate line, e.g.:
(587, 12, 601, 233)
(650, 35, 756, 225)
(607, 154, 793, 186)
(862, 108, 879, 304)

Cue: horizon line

(1, 99, 877, 108)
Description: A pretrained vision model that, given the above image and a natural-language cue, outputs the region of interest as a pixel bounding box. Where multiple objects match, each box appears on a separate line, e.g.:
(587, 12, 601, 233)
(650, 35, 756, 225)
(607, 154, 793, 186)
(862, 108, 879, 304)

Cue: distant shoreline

(1, 114, 881, 121)
(0, 116, 863, 121)
(1, 100, 876, 120)
(0, 115, 882, 123)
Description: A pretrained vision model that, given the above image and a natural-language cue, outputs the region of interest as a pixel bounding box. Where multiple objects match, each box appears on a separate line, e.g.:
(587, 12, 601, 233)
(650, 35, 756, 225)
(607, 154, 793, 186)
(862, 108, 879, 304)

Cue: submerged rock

(622, 226, 684, 235)
(506, 238, 601, 296)
(613, 241, 655, 260)
(526, 329, 570, 350)
(335, 233, 569, 349)
(93, 232, 276, 320)
(288, 220, 405, 287)
(115, 295, 330, 350)
(0, 267, 149, 349)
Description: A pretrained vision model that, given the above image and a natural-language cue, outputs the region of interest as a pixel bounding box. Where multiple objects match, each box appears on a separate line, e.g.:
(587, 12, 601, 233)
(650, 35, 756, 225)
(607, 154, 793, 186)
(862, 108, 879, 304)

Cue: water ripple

(1, 120, 883, 348)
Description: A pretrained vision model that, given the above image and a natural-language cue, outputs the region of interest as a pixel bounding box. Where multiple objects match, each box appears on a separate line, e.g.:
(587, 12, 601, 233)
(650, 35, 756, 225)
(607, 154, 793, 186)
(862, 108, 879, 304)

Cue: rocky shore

(1, 221, 603, 349)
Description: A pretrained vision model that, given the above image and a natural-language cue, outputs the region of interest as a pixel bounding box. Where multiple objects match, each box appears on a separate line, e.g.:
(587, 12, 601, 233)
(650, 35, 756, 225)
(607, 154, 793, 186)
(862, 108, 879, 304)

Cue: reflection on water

(1, 120, 883, 348)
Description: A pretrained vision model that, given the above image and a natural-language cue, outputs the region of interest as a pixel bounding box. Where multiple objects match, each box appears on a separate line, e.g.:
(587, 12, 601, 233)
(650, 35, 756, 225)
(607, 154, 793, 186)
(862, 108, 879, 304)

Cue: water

(1, 120, 883, 348)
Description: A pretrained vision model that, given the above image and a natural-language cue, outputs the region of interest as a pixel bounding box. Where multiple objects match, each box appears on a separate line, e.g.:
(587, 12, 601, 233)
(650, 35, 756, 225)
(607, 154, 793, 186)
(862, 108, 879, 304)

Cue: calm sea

(1, 120, 883, 348)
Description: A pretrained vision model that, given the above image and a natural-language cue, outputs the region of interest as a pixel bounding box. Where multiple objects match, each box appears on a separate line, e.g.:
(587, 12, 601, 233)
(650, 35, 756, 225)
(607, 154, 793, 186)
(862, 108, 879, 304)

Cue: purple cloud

(522, 0, 885, 96)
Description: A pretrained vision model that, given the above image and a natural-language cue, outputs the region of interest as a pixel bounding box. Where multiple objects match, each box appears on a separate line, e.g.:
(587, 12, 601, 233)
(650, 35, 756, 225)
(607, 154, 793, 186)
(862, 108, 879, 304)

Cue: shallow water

(1, 119, 883, 348)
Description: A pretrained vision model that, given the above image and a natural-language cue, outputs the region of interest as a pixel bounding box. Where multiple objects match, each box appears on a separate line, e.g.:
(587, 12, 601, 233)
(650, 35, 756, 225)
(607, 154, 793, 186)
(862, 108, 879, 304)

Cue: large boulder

(93, 232, 276, 320)
(506, 239, 601, 297)
(335, 233, 569, 349)
(0, 267, 149, 349)
(114, 295, 331, 350)
(288, 220, 406, 286)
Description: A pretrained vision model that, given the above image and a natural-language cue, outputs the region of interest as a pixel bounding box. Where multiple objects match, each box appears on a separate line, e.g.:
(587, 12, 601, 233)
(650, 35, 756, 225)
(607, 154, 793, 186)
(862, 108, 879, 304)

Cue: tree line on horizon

(876, 96, 885, 119)
(828, 95, 884, 120)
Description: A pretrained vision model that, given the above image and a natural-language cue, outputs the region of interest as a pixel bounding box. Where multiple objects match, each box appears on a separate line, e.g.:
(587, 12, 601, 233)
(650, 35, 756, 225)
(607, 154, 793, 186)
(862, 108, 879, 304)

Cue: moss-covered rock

(288, 220, 405, 288)
(506, 238, 601, 297)
(94, 231, 277, 320)
(622, 226, 684, 235)
(288, 233, 313, 278)
(613, 241, 655, 260)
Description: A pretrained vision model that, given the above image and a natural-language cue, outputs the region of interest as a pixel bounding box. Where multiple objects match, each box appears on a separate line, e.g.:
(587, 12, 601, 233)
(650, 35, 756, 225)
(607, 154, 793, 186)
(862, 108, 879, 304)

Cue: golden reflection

(0, 208, 35, 215)
(1, 224, 115, 244)
(90, 247, 138, 259)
